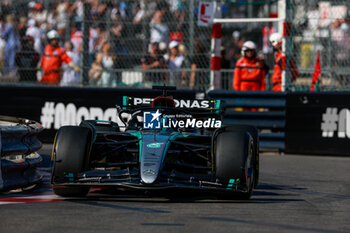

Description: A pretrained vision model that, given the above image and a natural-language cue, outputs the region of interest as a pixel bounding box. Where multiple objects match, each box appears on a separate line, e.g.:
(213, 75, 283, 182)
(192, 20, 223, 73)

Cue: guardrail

(0, 116, 43, 191)
(208, 91, 286, 151)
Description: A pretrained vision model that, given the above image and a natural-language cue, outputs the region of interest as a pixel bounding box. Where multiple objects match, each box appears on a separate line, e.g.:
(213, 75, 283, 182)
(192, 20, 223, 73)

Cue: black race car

(51, 87, 259, 199)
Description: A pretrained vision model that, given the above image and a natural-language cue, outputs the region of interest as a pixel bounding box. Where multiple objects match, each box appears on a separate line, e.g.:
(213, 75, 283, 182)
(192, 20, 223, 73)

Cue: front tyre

(222, 125, 259, 187)
(52, 126, 92, 197)
(214, 130, 255, 200)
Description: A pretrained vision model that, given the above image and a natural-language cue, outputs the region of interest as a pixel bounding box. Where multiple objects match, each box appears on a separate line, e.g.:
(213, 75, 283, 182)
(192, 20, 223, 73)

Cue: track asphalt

(0, 144, 349, 233)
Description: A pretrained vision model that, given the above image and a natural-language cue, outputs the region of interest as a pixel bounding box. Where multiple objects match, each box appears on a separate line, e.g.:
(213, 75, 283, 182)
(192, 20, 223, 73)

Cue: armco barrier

(0, 116, 43, 191)
(208, 91, 286, 151)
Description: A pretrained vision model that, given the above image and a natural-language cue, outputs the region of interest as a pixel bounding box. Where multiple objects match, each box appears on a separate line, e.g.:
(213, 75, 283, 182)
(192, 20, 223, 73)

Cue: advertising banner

(286, 92, 350, 156)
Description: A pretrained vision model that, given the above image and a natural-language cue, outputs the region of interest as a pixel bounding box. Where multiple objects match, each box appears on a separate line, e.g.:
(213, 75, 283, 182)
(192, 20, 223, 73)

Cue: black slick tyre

(222, 125, 259, 187)
(52, 126, 91, 197)
(214, 130, 254, 200)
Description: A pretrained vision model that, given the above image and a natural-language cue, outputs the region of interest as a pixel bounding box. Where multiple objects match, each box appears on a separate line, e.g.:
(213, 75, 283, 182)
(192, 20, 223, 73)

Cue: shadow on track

(62, 182, 304, 205)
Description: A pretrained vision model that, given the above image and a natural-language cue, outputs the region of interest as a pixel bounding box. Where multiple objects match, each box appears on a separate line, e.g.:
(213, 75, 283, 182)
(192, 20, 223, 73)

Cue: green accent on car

(129, 131, 142, 139)
(215, 100, 221, 109)
(226, 179, 236, 190)
(147, 142, 164, 148)
(68, 173, 74, 183)
(122, 96, 128, 109)
(216, 100, 221, 114)
(96, 120, 111, 123)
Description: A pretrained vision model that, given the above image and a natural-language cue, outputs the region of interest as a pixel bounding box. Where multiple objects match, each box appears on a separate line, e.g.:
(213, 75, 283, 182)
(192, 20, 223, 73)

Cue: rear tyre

(214, 130, 254, 200)
(52, 126, 91, 197)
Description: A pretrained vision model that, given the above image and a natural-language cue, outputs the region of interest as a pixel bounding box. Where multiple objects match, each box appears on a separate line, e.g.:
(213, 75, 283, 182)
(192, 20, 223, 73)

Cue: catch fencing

(287, 0, 350, 91)
(0, 0, 350, 91)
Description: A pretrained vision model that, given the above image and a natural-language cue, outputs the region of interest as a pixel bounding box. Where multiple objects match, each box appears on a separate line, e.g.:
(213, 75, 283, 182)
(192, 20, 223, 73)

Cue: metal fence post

(81, 2, 91, 86)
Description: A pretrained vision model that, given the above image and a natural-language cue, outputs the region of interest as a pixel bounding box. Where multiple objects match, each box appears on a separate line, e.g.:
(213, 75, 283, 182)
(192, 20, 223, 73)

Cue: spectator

(94, 42, 117, 87)
(178, 43, 190, 68)
(60, 41, 81, 86)
(262, 23, 275, 54)
(233, 41, 266, 91)
(18, 16, 28, 38)
(269, 33, 298, 91)
(47, 8, 58, 31)
(172, 0, 186, 30)
(228, 31, 244, 67)
(158, 42, 167, 55)
(169, 31, 183, 43)
(178, 43, 189, 86)
(56, 1, 69, 30)
(141, 42, 167, 84)
(57, 22, 67, 46)
(132, 4, 144, 37)
(70, 24, 82, 54)
(15, 35, 40, 82)
(164, 40, 184, 86)
(330, 19, 350, 67)
(111, 2, 126, 20)
(69, 0, 84, 23)
(26, 19, 43, 55)
(32, 3, 47, 31)
(40, 30, 79, 85)
(110, 17, 128, 70)
(189, 40, 209, 90)
(89, 25, 100, 63)
(149, 9, 169, 44)
(110, 16, 125, 49)
(1, 14, 20, 76)
(27, 1, 36, 20)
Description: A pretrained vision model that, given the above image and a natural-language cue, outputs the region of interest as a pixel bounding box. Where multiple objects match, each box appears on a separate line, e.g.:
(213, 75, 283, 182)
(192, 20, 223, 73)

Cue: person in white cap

(164, 40, 185, 86)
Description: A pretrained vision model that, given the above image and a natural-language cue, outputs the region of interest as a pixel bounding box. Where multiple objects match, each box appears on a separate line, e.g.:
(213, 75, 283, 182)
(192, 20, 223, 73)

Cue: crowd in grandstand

(0, 0, 276, 90)
(0, 0, 213, 88)
(1, 0, 349, 90)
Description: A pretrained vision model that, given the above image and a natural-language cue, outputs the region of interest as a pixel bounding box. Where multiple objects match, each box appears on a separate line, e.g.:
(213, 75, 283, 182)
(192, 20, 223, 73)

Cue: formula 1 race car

(51, 86, 259, 199)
